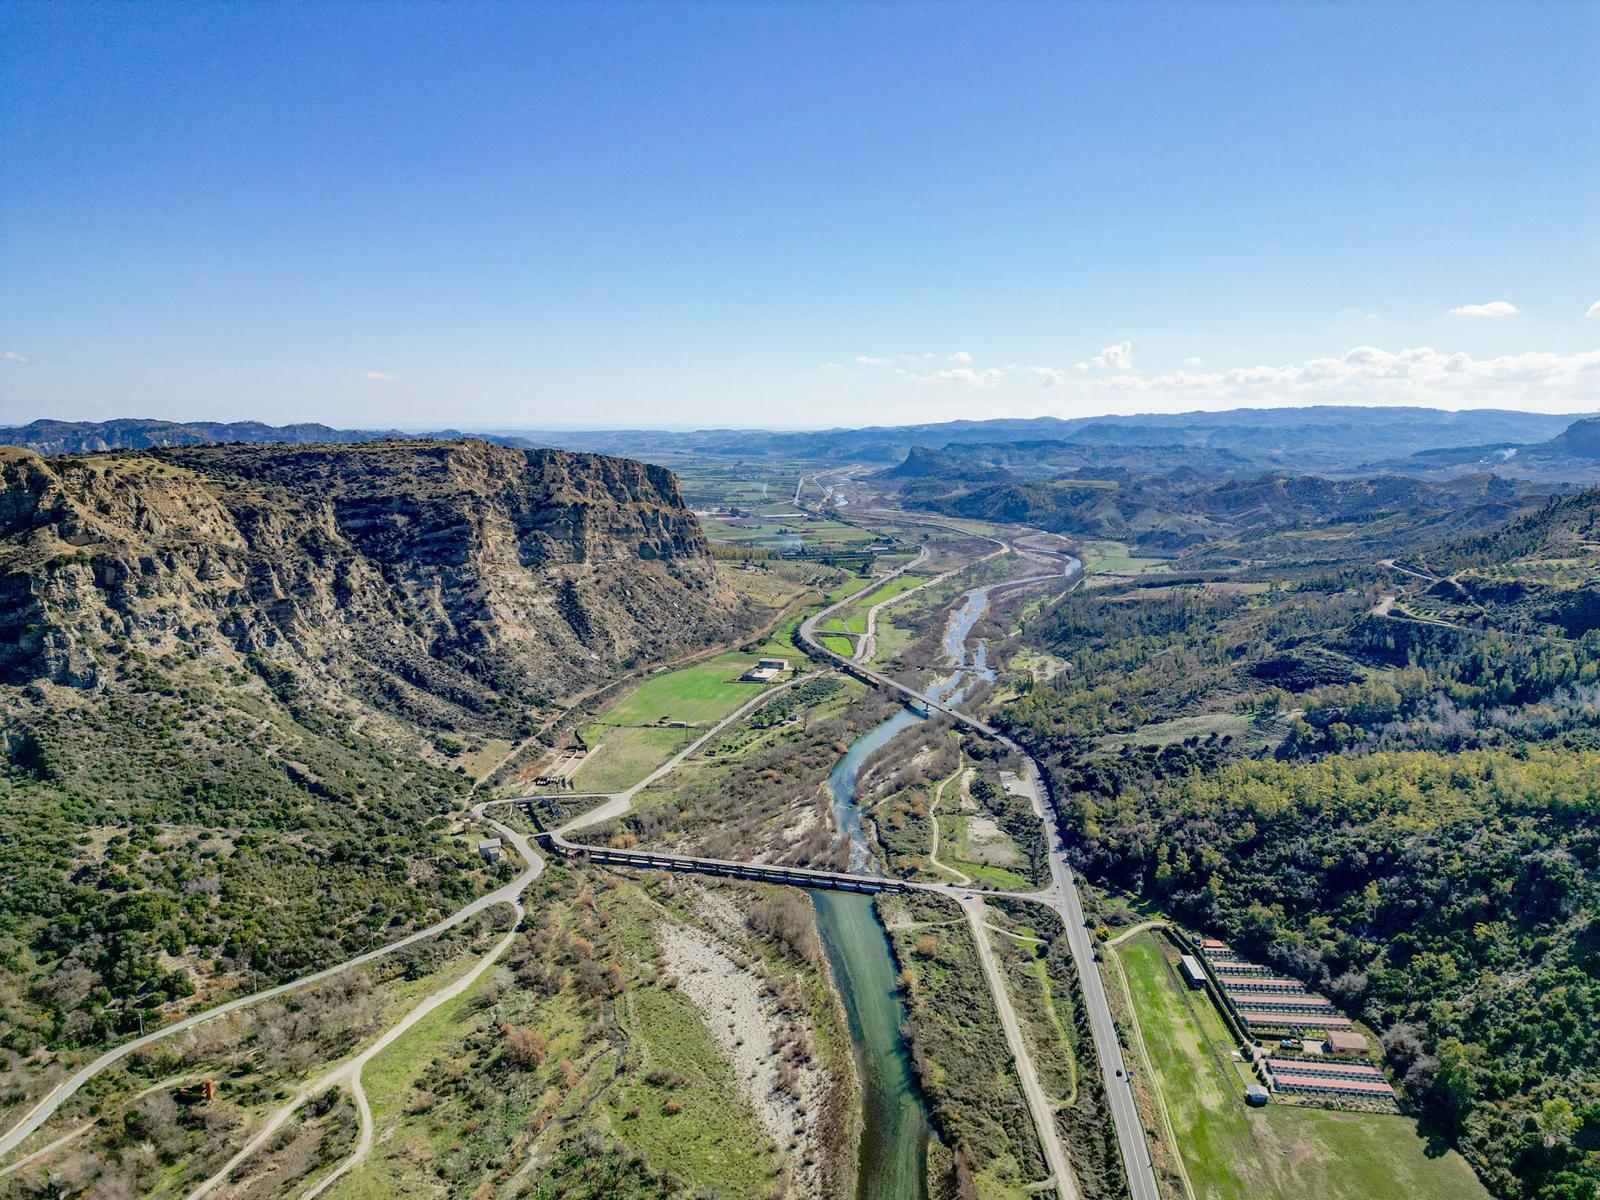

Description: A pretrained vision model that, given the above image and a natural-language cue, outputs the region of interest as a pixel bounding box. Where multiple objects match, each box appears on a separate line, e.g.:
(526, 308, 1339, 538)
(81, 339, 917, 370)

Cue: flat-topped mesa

(0, 439, 738, 725)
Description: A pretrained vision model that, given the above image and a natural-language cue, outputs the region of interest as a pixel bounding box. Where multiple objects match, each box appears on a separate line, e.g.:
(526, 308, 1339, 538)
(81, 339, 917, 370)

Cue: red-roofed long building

(1235, 1010, 1353, 1032)
(1267, 1058, 1385, 1082)
(1272, 1073, 1396, 1099)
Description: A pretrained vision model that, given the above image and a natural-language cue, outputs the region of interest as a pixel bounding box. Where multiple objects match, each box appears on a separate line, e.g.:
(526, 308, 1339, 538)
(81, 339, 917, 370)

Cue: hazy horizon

(5, 397, 1600, 438)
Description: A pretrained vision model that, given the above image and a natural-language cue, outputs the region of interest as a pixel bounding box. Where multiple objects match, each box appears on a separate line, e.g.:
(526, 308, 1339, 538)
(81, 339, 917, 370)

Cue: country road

(1379, 557, 1443, 585)
(926, 767, 973, 886)
(960, 893, 1081, 1200)
(188, 903, 527, 1199)
(0, 804, 544, 1163)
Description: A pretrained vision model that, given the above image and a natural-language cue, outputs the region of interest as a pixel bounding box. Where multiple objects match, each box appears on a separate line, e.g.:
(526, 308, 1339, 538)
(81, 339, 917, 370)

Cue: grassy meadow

(1113, 932, 1490, 1200)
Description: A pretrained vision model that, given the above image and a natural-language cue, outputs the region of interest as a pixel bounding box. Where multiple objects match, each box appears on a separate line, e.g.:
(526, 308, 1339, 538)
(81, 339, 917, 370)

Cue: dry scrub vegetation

(0, 909, 511, 1199)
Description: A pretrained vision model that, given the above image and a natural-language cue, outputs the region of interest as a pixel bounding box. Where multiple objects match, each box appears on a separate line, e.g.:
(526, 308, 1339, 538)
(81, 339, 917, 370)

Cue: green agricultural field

(863, 570, 929, 603)
(669, 465, 802, 508)
(702, 513, 880, 550)
(600, 652, 767, 726)
(789, 518, 879, 543)
(1078, 539, 1167, 574)
(820, 634, 855, 656)
(567, 643, 807, 792)
(1097, 712, 1253, 751)
(700, 518, 802, 543)
(1115, 933, 1490, 1200)
(822, 573, 879, 605)
(571, 724, 699, 793)
(828, 570, 930, 635)
(869, 614, 914, 664)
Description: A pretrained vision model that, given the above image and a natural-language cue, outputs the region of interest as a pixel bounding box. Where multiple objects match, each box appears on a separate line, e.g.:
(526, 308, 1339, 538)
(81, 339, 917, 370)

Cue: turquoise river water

(807, 579, 1003, 1199)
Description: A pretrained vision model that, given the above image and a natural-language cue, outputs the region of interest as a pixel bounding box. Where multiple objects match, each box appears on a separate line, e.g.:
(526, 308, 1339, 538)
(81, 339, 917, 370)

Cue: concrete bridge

(533, 829, 912, 894)
(832, 658, 986, 728)
(797, 542, 1080, 741)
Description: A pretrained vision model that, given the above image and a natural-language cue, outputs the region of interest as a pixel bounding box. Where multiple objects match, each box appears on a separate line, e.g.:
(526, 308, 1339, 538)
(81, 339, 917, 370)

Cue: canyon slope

(1, 439, 738, 728)
(0, 440, 742, 1054)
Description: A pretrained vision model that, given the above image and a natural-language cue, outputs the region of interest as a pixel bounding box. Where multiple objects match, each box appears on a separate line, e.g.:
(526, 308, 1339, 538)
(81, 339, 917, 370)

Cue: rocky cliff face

(0, 440, 738, 730)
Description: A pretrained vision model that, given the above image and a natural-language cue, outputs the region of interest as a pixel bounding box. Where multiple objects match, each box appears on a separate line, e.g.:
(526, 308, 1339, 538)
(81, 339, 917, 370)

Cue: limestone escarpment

(0, 440, 738, 730)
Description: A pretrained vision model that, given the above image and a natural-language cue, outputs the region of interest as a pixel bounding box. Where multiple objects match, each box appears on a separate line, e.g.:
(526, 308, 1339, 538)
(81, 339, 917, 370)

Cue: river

(808, 576, 1003, 1199)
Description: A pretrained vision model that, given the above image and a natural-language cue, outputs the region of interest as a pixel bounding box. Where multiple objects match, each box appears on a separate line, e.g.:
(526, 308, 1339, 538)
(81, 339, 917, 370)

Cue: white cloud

(1088, 340, 1134, 370)
(948, 350, 974, 364)
(1586, 300, 1600, 319)
(1122, 344, 1600, 408)
(896, 365, 1004, 389)
(1016, 365, 1074, 386)
(1448, 300, 1520, 318)
(854, 355, 896, 366)
(1182, 356, 1204, 368)
(363, 370, 399, 382)
(2, 351, 30, 364)
(848, 340, 1600, 411)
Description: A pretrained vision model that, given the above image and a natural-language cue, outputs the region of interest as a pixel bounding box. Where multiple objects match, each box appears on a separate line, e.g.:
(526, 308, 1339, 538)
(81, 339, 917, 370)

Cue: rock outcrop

(0, 440, 738, 729)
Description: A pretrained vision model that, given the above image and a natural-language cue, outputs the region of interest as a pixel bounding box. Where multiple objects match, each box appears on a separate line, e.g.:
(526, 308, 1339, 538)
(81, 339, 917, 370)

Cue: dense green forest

(1054, 747, 1599, 1199)
(999, 539, 1600, 1200)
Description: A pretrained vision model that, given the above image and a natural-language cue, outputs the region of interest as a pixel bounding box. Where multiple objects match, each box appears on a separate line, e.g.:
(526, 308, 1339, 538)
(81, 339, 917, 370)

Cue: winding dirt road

(926, 767, 973, 886)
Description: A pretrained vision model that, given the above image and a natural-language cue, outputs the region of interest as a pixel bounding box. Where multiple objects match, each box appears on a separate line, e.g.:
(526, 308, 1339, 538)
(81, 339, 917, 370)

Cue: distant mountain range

(1387, 415, 1600, 481)
(895, 466, 1533, 558)
(511, 406, 1586, 471)
(882, 438, 1257, 482)
(4, 407, 1593, 476)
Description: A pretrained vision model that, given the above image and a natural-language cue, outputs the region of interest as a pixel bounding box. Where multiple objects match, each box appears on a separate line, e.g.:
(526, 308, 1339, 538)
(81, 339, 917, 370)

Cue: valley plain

(0, 410, 1597, 1200)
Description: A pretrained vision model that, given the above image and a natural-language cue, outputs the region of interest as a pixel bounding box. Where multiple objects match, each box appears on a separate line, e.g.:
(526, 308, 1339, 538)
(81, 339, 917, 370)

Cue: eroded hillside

(0, 439, 737, 723)
(0, 439, 741, 1063)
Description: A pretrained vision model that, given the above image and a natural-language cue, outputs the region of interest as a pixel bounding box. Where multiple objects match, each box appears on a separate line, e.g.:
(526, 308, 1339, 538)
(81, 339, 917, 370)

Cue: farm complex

(1194, 938, 1397, 1105)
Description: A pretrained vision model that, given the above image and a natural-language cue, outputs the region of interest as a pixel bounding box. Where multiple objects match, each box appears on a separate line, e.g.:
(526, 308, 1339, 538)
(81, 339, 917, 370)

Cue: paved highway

(1023, 755, 1162, 1200)
(959, 888, 1081, 1200)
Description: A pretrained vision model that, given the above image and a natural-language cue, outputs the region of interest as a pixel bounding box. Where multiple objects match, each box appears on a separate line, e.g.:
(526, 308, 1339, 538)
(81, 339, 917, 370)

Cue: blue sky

(2, 0, 1597, 429)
